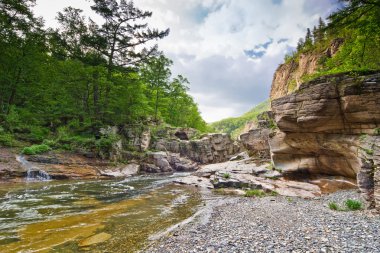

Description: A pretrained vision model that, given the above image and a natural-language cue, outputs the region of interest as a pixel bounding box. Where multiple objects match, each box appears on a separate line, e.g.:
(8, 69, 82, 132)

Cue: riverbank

(145, 190, 380, 253)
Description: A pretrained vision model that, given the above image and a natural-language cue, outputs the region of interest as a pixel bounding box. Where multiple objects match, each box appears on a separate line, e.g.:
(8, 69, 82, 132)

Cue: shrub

(0, 132, 15, 147)
(244, 189, 266, 198)
(28, 126, 49, 142)
(328, 202, 339, 211)
(222, 173, 231, 179)
(345, 199, 362, 211)
(22, 144, 51, 155)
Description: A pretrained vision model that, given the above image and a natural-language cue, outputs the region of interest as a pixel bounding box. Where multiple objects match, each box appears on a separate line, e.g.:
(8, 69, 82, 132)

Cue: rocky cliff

(270, 72, 380, 209)
(270, 38, 344, 100)
(153, 133, 241, 164)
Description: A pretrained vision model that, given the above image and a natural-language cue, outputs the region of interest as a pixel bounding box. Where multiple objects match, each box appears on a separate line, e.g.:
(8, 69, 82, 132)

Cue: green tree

(140, 55, 172, 122)
(89, 0, 170, 111)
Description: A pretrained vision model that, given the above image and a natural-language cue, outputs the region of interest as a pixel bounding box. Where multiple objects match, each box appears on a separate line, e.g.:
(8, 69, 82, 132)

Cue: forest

(285, 0, 380, 79)
(0, 0, 208, 152)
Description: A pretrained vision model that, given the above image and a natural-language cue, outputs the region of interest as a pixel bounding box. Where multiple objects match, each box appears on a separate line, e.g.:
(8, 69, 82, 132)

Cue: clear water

(0, 173, 201, 253)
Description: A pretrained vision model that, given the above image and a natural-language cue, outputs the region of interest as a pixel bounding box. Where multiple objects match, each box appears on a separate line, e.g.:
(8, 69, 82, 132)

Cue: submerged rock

(79, 232, 112, 247)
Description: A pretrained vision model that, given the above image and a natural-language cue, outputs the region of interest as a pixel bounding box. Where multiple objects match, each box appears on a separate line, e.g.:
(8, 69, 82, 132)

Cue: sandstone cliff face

(270, 73, 380, 209)
(153, 133, 241, 164)
(270, 38, 344, 100)
(239, 111, 274, 159)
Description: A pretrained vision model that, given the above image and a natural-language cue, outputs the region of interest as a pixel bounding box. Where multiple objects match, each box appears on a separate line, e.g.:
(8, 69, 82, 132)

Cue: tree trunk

(154, 88, 159, 123)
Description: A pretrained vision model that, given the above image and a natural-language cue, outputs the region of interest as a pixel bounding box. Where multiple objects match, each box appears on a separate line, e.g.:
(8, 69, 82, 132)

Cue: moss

(362, 148, 374, 156)
(287, 79, 298, 93)
(245, 189, 266, 197)
(359, 134, 368, 141)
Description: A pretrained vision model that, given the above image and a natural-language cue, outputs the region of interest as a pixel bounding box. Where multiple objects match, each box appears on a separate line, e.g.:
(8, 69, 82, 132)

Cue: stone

(174, 175, 214, 189)
(239, 129, 271, 159)
(141, 152, 199, 173)
(270, 72, 380, 209)
(229, 152, 249, 161)
(79, 232, 112, 247)
(100, 163, 140, 178)
(153, 133, 241, 164)
(270, 38, 344, 100)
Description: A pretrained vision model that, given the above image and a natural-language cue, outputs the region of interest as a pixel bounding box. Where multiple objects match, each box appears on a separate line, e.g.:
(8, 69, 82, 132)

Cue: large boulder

(141, 151, 199, 173)
(270, 72, 380, 209)
(239, 111, 274, 159)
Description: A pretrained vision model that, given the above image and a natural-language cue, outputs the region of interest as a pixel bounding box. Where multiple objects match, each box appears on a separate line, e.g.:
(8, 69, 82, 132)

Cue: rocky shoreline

(145, 190, 380, 253)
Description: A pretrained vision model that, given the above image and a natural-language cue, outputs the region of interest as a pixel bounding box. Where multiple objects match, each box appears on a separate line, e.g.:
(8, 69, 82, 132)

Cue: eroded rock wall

(270, 73, 380, 209)
(153, 133, 241, 164)
(239, 111, 274, 159)
(270, 38, 344, 100)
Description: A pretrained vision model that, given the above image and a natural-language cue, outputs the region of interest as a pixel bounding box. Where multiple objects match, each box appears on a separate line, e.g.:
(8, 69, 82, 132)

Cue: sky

(34, 0, 340, 122)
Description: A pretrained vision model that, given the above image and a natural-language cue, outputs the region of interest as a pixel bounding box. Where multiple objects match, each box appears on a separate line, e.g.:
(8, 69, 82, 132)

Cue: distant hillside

(210, 100, 270, 139)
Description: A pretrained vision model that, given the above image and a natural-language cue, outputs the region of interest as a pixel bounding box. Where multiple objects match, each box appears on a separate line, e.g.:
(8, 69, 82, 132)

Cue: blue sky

(34, 0, 340, 122)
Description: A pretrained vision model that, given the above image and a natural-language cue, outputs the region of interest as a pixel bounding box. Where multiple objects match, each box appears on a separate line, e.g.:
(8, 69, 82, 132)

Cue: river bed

(0, 174, 202, 253)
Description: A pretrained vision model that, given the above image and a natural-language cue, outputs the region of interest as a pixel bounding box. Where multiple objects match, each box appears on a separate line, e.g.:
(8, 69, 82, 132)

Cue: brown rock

(270, 72, 380, 209)
(270, 39, 344, 100)
(153, 133, 241, 164)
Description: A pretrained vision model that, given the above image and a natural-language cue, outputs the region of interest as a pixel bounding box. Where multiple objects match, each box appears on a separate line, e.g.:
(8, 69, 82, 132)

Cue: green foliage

(210, 100, 270, 139)
(328, 202, 339, 210)
(269, 191, 279, 196)
(282, 1, 380, 89)
(0, 0, 208, 154)
(0, 132, 16, 147)
(222, 173, 231, 179)
(22, 144, 51, 155)
(345, 199, 362, 211)
(244, 189, 266, 198)
(328, 199, 363, 211)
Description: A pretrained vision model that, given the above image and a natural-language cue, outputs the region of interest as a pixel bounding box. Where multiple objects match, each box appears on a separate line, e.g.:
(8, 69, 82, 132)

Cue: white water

(16, 155, 51, 181)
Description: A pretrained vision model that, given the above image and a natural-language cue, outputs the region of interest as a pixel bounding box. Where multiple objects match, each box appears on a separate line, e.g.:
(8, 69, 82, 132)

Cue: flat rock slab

(79, 232, 112, 247)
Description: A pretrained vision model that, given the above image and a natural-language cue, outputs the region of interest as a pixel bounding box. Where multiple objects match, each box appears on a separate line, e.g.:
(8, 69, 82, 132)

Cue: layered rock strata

(270, 73, 380, 209)
(270, 38, 344, 100)
(239, 111, 274, 159)
(153, 133, 241, 164)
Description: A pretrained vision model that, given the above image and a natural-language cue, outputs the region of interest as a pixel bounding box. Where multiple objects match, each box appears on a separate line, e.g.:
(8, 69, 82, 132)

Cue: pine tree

(312, 26, 318, 44)
(296, 38, 305, 51)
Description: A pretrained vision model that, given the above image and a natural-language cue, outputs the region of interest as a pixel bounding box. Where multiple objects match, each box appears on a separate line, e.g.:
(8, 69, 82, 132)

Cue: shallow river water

(0, 174, 202, 253)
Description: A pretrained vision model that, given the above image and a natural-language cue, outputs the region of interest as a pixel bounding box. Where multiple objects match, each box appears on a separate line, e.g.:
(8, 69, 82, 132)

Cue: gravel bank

(145, 190, 380, 253)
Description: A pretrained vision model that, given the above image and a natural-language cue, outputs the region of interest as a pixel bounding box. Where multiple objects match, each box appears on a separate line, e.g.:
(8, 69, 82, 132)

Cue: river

(0, 174, 202, 252)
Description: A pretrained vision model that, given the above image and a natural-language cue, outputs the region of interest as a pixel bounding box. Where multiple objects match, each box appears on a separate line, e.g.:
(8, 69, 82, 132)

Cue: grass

(328, 199, 363, 211)
(222, 173, 231, 179)
(244, 189, 266, 198)
(328, 202, 339, 210)
(345, 199, 362, 211)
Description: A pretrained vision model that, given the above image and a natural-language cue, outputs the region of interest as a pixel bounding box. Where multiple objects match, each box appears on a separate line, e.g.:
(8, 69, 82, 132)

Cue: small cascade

(16, 155, 52, 181)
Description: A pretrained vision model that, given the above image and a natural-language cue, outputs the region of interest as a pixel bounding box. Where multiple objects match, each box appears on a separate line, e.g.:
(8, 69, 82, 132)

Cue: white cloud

(34, 0, 340, 122)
